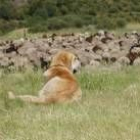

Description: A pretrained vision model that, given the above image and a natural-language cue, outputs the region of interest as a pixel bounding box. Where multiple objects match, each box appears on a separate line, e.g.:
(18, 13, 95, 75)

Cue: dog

(8, 51, 82, 104)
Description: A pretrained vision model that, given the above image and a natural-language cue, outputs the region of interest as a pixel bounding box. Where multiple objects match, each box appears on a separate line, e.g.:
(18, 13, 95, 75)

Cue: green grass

(1, 23, 140, 40)
(0, 67, 140, 140)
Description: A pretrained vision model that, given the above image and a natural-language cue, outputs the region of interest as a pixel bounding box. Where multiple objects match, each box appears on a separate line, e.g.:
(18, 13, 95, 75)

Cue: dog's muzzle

(72, 59, 81, 73)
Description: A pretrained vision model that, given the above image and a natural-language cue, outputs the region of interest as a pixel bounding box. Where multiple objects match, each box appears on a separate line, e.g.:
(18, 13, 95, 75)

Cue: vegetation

(0, 67, 140, 140)
(0, 0, 140, 34)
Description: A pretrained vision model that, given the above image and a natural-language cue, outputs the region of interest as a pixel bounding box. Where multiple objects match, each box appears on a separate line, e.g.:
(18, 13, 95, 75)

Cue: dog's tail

(8, 88, 81, 105)
(8, 91, 48, 104)
(7, 91, 64, 104)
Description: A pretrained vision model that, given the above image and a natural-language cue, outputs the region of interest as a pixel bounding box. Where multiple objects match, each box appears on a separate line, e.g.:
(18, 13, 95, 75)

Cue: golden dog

(8, 51, 82, 104)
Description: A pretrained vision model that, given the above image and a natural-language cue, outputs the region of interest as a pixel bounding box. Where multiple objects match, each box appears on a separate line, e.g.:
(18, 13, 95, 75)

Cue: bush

(95, 16, 127, 30)
(33, 8, 48, 19)
(62, 15, 86, 28)
(72, 17, 83, 28)
(60, 5, 69, 15)
(0, 20, 19, 35)
(0, 0, 140, 34)
(0, 2, 13, 20)
(28, 14, 95, 32)
(116, 18, 127, 28)
(95, 16, 117, 30)
(28, 24, 48, 33)
(28, 26, 45, 33)
(81, 15, 95, 25)
(26, 16, 45, 27)
(47, 15, 86, 30)
(47, 17, 67, 30)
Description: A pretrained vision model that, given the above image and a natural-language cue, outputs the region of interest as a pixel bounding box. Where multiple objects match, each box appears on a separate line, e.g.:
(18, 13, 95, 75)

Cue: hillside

(0, 0, 140, 34)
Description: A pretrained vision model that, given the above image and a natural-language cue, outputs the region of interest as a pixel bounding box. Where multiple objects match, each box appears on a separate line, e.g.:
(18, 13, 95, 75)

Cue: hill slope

(0, 0, 140, 34)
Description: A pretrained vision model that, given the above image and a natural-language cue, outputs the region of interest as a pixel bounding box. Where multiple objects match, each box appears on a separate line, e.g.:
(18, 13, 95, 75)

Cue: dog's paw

(8, 91, 15, 99)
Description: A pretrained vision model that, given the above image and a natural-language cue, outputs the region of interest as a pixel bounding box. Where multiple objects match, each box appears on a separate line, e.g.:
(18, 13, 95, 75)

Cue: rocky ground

(0, 31, 140, 71)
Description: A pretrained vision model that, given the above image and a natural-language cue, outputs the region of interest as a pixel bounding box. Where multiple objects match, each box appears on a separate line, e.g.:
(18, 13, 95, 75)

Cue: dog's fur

(8, 51, 82, 104)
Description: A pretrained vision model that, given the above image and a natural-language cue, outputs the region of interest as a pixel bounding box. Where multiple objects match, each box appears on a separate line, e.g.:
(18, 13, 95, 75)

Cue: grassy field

(0, 66, 140, 140)
(0, 23, 140, 40)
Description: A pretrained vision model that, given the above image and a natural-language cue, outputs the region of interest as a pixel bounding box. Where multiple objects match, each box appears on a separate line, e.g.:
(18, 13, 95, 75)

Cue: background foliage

(0, 0, 140, 34)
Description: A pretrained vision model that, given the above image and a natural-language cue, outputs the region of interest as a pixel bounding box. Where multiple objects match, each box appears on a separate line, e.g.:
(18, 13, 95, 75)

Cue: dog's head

(50, 51, 81, 73)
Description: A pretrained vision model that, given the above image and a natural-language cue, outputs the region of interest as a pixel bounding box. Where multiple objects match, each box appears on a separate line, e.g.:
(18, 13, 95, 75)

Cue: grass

(1, 23, 140, 40)
(0, 66, 140, 140)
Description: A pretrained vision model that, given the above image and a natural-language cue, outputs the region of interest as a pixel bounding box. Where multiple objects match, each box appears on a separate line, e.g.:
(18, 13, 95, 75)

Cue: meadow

(0, 23, 140, 40)
(0, 66, 140, 140)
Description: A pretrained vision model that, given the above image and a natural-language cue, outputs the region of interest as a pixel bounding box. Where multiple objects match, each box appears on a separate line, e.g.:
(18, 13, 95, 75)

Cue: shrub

(116, 18, 127, 28)
(0, 2, 13, 20)
(33, 8, 48, 19)
(28, 22, 48, 33)
(26, 16, 45, 27)
(62, 15, 85, 28)
(0, 0, 140, 34)
(69, 16, 83, 28)
(95, 16, 127, 30)
(28, 14, 95, 32)
(95, 16, 117, 30)
(0, 20, 19, 35)
(81, 15, 95, 25)
(47, 17, 67, 30)
(60, 5, 68, 15)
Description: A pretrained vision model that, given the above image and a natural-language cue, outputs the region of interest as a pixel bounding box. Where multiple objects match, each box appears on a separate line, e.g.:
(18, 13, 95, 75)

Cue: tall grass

(0, 67, 140, 140)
